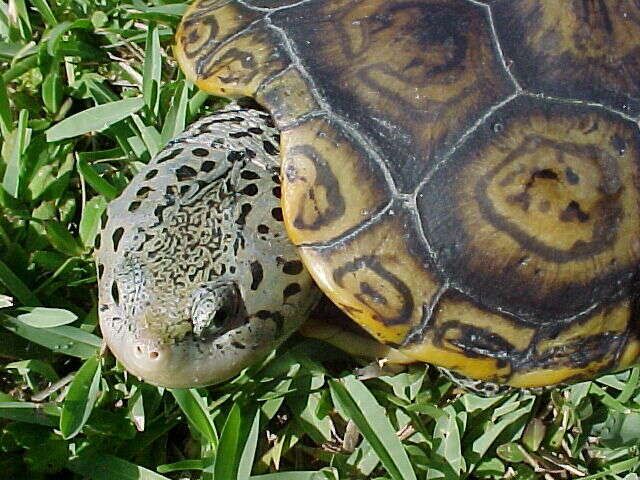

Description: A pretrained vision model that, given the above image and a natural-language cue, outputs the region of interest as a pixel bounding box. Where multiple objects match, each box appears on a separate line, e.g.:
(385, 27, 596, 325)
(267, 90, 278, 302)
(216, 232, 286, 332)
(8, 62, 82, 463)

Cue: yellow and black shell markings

(269, 0, 515, 191)
(402, 292, 640, 388)
(417, 96, 640, 322)
(300, 205, 442, 345)
(175, 0, 289, 98)
(491, 0, 640, 116)
(280, 117, 393, 245)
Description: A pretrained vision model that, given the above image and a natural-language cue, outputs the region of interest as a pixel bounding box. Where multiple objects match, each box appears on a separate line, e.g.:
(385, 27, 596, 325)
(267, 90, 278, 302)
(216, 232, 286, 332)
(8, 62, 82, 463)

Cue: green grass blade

(2, 109, 30, 198)
(0, 258, 39, 306)
(79, 195, 107, 248)
(160, 82, 188, 143)
(45, 97, 145, 142)
(170, 389, 218, 448)
(76, 156, 120, 200)
(214, 404, 260, 480)
(1, 315, 100, 358)
(60, 355, 101, 439)
(29, 0, 57, 26)
(329, 377, 417, 480)
(0, 75, 11, 136)
(17, 306, 77, 327)
(68, 453, 171, 480)
(143, 22, 161, 116)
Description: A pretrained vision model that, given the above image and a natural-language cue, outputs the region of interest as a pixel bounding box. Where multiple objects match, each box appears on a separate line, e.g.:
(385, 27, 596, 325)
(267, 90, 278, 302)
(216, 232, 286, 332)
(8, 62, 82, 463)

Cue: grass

(1, 0, 640, 479)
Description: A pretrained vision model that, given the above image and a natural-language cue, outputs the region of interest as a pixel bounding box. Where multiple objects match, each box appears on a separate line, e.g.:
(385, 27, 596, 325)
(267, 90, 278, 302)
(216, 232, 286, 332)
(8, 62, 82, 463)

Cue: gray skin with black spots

(96, 105, 319, 388)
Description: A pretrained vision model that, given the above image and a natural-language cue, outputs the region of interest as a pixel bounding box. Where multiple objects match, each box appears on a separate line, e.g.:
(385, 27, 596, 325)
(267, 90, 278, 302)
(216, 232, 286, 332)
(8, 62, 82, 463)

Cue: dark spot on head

(112, 227, 124, 251)
(111, 281, 120, 304)
(248, 127, 263, 135)
(241, 184, 259, 196)
(283, 260, 303, 275)
(180, 185, 190, 195)
(201, 160, 216, 172)
(263, 140, 278, 156)
(257, 224, 269, 234)
(250, 261, 264, 291)
(272, 186, 281, 198)
(283, 282, 301, 300)
(255, 310, 271, 319)
(101, 213, 108, 229)
(128, 201, 141, 212)
(99, 304, 109, 312)
(231, 341, 246, 349)
(241, 170, 260, 180)
(95, 233, 101, 249)
(227, 150, 244, 163)
(192, 147, 209, 157)
(272, 207, 283, 221)
(137, 186, 153, 198)
(245, 148, 256, 159)
(230, 131, 251, 138)
(98, 263, 104, 279)
(236, 203, 252, 225)
(176, 165, 197, 181)
(145, 169, 158, 180)
(156, 148, 184, 164)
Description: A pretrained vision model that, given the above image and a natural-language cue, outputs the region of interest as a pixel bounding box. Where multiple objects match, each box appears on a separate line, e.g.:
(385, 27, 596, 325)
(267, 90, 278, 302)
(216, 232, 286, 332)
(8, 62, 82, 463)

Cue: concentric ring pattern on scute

(174, 0, 640, 386)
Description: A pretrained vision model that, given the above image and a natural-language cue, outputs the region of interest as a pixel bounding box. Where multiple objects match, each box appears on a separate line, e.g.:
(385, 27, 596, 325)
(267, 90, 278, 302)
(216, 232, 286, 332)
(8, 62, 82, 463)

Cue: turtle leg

(96, 105, 320, 388)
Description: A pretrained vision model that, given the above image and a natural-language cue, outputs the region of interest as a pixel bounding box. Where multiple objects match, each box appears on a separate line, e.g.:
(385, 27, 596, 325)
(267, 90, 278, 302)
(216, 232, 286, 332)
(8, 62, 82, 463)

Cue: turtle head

(96, 108, 319, 388)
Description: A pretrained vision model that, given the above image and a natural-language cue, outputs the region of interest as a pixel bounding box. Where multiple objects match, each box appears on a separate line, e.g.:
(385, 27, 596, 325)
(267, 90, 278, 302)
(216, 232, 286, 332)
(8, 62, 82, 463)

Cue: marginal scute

(256, 67, 320, 128)
(281, 117, 392, 245)
(176, 1, 260, 63)
(509, 300, 634, 388)
(418, 96, 640, 321)
(299, 207, 441, 345)
(176, 11, 289, 98)
(491, 0, 640, 116)
(271, 0, 515, 191)
(402, 292, 535, 382)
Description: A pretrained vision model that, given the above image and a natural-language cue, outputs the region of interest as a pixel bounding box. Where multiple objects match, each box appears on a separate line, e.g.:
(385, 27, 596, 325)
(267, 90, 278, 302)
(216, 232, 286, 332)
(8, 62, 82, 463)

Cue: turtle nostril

(149, 351, 159, 360)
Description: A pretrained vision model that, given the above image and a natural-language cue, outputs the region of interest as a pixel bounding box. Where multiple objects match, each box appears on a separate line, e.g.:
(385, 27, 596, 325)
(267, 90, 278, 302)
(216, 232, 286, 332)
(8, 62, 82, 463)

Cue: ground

(0, 0, 639, 479)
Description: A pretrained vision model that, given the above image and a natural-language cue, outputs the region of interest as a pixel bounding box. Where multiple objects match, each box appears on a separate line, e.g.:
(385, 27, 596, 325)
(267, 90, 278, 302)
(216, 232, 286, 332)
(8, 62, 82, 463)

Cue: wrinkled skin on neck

(96, 106, 319, 387)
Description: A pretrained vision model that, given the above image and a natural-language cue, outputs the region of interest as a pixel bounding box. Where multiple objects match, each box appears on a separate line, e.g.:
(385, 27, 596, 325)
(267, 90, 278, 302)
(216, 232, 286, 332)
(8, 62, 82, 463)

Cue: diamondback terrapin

(97, 0, 640, 391)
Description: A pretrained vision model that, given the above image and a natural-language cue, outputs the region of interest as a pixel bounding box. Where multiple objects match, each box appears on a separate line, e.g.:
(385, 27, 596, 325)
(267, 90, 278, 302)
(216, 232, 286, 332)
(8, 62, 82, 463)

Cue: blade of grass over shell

(329, 376, 417, 480)
(45, 97, 145, 142)
(59, 355, 101, 439)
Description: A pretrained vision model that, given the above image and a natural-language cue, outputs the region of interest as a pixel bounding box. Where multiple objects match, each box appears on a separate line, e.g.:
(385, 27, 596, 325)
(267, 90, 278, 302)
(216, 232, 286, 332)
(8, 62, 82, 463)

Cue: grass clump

(1, 1, 640, 479)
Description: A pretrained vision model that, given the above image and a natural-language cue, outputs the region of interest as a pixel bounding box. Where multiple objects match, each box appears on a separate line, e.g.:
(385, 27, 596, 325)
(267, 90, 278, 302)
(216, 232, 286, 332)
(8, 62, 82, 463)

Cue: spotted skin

(97, 106, 319, 388)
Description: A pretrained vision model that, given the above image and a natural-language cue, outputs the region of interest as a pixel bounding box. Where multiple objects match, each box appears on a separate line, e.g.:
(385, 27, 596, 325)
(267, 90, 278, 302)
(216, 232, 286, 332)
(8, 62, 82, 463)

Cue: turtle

(96, 0, 640, 393)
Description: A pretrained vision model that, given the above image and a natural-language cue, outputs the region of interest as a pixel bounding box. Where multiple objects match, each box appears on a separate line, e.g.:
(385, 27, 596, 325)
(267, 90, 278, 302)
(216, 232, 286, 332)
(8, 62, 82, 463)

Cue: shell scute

(492, 0, 640, 116)
(281, 117, 392, 245)
(299, 207, 441, 345)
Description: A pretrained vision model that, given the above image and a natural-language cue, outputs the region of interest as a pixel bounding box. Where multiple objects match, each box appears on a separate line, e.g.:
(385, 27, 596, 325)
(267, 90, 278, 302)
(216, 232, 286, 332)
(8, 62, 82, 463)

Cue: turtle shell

(175, 0, 640, 388)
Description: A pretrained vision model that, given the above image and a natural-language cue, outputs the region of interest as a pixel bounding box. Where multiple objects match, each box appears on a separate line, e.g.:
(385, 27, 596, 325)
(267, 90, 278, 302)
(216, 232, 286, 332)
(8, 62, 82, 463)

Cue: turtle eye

(191, 282, 243, 337)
